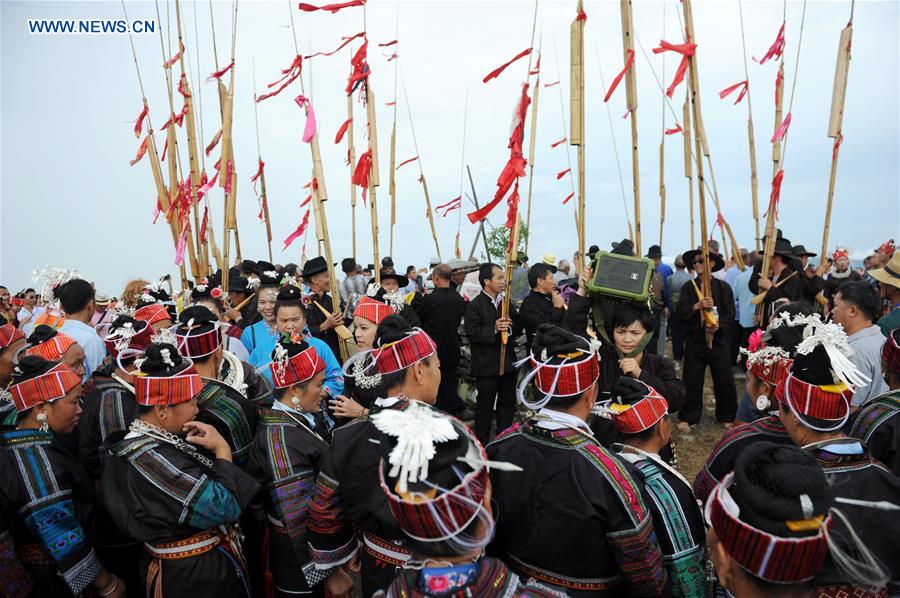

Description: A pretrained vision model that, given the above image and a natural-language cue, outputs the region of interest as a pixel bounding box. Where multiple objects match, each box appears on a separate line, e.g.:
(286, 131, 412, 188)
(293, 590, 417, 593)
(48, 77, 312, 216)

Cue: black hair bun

(531, 324, 590, 358)
(109, 314, 146, 334)
(790, 345, 835, 386)
(140, 343, 186, 376)
(277, 285, 303, 302)
(12, 355, 58, 382)
(272, 333, 310, 360)
(26, 325, 58, 346)
(612, 376, 649, 406)
(178, 305, 218, 327)
(374, 314, 411, 348)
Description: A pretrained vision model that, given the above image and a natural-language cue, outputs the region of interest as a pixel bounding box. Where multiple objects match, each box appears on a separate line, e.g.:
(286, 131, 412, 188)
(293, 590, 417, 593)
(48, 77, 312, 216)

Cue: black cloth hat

(302, 256, 330, 279)
(378, 268, 409, 288)
(682, 248, 725, 273)
(792, 244, 817, 258)
(645, 245, 662, 259)
(228, 275, 254, 293)
(341, 258, 357, 274)
(773, 238, 795, 259)
(611, 239, 635, 256)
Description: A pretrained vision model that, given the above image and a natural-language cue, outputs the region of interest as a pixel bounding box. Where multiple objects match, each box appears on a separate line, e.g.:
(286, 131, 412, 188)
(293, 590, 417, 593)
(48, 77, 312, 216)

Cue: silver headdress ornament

(272, 341, 290, 380)
(32, 267, 80, 304)
(382, 291, 407, 313)
(113, 302, 136, 318)
(150, 326, 179, 348)
(795, 314, 870, 389)
(365, 282, 381, 298)
(246, 275, 261, 290)
(263, 270, 279, 279)
(280, 274, 301, 289)
(105, 321, 139, 353)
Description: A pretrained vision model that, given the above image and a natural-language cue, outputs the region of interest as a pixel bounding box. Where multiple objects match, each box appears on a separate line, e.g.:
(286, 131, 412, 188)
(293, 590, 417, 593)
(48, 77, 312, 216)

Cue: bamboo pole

(466, 165, 492, 262)
(252, 66, 274, 263)
(347, 91, 357, 259)
(571, 0, 586, 265)
(365, 84, 382, 284)
(682, 0, 713, 348)
(821, 21, 852, 260)
(658, 4, 666, 249)
(772, 61, 785, 179)
(388, 11, 399, 258)
(620, 0, 641, 256)
(737, 1, 761, 252)
(682, 95, 695, 248)
(524, 53, 541, 255)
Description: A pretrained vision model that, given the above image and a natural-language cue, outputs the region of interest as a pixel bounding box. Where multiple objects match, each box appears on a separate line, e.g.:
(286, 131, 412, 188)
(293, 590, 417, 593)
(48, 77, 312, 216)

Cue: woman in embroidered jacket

(0, 356, 124, 597)
(247, 334, 353, 597)
(99, 342, 259, 597)
(308, 315, 442, 597)
(487, 325, 668, 597)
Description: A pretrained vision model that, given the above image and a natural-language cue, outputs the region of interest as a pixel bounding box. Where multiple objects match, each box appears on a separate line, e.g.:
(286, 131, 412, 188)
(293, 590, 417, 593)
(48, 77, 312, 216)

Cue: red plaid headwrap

(877, 239, 896, 256)
(0, 324, 25, 350)
(135, 303, 172, 326)
(831, 247, 849, 262)
(175, 325, 223, 359)
(746, 347, 793, 388)
(354, 296, 392, 325)
(706, 472, 831, 584)
(373, 329, 437, 375)
(775, 370, 853, 422)
(25, 333, 76, 361)
(531, 353, 599, 398)
(270, 344, 324, 389)
(9, 362, 81, 412)
(610, 381, 669, 434)
(133, 366, 203, 406)
(882, 330, 900, 376)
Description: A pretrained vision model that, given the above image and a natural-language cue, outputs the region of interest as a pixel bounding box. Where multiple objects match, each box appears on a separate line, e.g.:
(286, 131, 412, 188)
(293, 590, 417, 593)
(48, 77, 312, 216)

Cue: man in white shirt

(831, 281, 889, 405)
(57, 278, 107, 381)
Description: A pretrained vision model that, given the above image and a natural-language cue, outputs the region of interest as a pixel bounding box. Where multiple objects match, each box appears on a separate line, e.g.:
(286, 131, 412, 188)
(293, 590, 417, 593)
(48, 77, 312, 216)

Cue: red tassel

(283, 209, 311, 250)
(396, 156, 418, 170)
(207, 60, 234, 81)
(576, 7, 587, 21)
(652, 38, 696, 98)
(832, 132, 844, 161)
(556, 168, 571, 180)
(482, 48, 532, 84)
(665, 124, 683, 135)
(562, 192, 575, 205)
(550, 137, 566, 148)
(719, 80, 749, 104)
(305, 31, 365, 59)
(755, 22, 785, 65)
(378, 39, 398, 47)
(160, 104, 188, 130)
(770, 112, 792, 143)
(134, 103, 149, 138)
(436, 197, 462, 218)
(129, 135, 149, 166)
(250, 159, 265, 194)
(334, 118, 352, 144)
(352, 149, 373, 205)
(544, 80, 560, 88)
(603, 49, 635, 102)
(163, 41, 184, 69)
(257, 55, 303, 103)
(764, 169, 785, 220)
(385, 101, 396, 107)
(298, 0, 365, 13)
(205, 129, 223, 157)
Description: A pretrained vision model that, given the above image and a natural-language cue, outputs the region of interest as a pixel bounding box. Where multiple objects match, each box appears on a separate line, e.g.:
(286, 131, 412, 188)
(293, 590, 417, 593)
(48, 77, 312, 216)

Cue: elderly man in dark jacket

(415, 264, 467, 415)
(465, 262, 522, 444)
(518, 263, 566, 353)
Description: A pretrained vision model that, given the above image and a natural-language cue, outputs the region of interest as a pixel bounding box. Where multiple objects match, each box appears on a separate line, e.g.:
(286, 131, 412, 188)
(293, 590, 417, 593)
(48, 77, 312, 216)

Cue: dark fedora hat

(682, 248, 725, 273)
(611, 238, 635, 256)
(772, 238, 795, 259)
(378, 267, 409, 288)
(240, 259, 257, 273)
(792, 244, 817, 258)
(301, 256, 331, 279)
(645, 244, 663, 259)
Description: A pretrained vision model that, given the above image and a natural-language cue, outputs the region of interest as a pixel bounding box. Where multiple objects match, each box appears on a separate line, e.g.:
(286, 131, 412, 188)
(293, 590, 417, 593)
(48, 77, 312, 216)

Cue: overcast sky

(2, 0, 898, 295)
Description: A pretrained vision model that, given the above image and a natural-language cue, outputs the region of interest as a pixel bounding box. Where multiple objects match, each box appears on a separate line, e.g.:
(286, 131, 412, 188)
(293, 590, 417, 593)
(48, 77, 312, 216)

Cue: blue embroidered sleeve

(186, 478, 244, 529)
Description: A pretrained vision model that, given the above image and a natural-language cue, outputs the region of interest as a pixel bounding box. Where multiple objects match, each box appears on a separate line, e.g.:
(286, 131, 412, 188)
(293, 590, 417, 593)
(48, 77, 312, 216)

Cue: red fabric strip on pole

(603, 49, 635, 103)
(298, 0, 365, 14)
(482, 48, 532, 84)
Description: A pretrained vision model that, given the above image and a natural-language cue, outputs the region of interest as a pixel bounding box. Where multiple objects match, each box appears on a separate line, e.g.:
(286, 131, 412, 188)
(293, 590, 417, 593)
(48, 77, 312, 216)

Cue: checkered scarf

(374, 329, 437, 375)
(9, 362, 81, 412)
(25, 333, 76, 361)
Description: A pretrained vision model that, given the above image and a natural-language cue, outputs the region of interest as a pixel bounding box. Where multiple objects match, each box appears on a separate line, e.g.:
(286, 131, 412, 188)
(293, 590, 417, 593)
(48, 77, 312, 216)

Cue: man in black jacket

(676, 249, 738, 430)
(518, 263, 566, 352)
(750, 237, 803, 327)
(464, 263, 522, 444)
(416, 264, 467, 415)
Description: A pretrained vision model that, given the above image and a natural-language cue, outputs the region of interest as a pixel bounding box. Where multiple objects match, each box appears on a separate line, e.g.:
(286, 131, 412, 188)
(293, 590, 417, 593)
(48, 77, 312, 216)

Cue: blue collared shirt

(59, 318, 107, 382)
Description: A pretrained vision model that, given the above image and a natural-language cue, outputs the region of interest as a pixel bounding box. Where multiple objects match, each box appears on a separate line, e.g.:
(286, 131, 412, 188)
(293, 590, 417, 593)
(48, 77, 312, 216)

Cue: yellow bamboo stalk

(570, 0, 586, 265)
(821, 22, 852, 259)
(620, 0, 641, 256)
(682, 95, 695, 248)
(524, 72, 541, 255)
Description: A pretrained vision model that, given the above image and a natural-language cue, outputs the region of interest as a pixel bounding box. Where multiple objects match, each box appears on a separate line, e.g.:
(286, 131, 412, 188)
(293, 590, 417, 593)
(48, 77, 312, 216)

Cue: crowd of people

(0, 233, 898, 598)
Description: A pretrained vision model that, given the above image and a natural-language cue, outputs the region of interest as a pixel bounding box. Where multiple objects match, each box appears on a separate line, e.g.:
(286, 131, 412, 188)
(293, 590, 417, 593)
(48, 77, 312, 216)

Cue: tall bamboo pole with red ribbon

(251, 65, 274, 263)
(524, 44, 541, 256)
(619, 0, 641, 256)
(571, 0, 586, 265)
(683, 92, 695, 248)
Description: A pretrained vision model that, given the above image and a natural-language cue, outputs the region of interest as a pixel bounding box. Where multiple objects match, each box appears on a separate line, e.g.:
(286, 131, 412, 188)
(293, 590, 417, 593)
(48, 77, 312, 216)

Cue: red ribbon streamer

(385, 53, 397, 62)
(160, 138, 168, 162)
(385, 101, 396, 107)
(603, 49, 635, 103)
(250, 159, 265, 195)
(529, 55, 541, 76)
(543, 80, 560, 88)
(205, 128, 223, 157)
(719, 80, 749, 104)
(200, 206, 209, 243)
(550, 137, 567, 148)
(576, 7, 587, 21)
(129, 135, 149, 166)
(505, 186, 520, 232)
(562, 192, 575, 205)
(160, 104, 188, 130)
(334, 118, 352, 144)
(665, 124, 683, 135)
(134, 104, 148, 138)
(556, 168, 571, 180)
(198, 169, 219, 199)
(283, 209, 311, 250)
(256, 54, 303, 103)
(305, 32, 365, 59)
(756, 22, 785, 65)
(652, 39, 696, 98)
(207, 60, 234, 81)
(436, 197, 462, 218)
(482, 48, 532, 84)
(163, 41, 184, 69)
(770, 112, 792, 143)
(378, 39, 398, 47)
(352, 149, 373, 205)
(345, 41, 369, 95)
(435, 196, 461, 210)
(396, 156, 418, 170)
(764, 169, 785, 220)
(832, 132, 844, 161)
(298, 0, 365, 13)
(224, 160, 234, 195)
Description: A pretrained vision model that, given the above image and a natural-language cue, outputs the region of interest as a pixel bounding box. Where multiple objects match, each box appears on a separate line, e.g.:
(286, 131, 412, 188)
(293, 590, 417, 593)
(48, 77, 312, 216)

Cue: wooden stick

(571, 0, 586, 266)
(312, 300, 353, 341)
(524, 61, 541, 255)
(365, 78, 381, 283)
(772, 61, 785, 178)
(223, 291, 256, 322)
(737, 1, 761, 252)
(620, 0, 641, 256)
(388, 11, 399, 258)
(682, 95, 695, 248)
(821, 22, 852, 259)
(659, 3, 666, 249)
(346, 92, 357, 259)
(252, 64, 274, 263)
(466, 165, 492, 262)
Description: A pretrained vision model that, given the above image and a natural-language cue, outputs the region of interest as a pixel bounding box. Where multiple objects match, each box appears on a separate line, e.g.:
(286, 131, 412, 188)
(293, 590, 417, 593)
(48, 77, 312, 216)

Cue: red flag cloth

(205, 128, 223, 157)
(385, 101, 396, 107)
(198, 169, 219, 199)
(207, 60, 234, 81)
(160, 104, 188, 130)
(832, 132, 844, 161)
(134, 103, 148, 138)
(334, 118, 352, 144)
(345, 41, 370, 95)
(174, 221, 189, 266)
(556, 168, 571, 180)
(436, 197, 462, 217)
(177, 75, 191, 99)
(250, 159, 265, 194)
(544, 80, 560, 88)
(719, 80, 749, 104)
(352, 149, 373, 205)
(200, 206, 209, 243)
(435, 196, 461, 210)
(378, 39, 398, 47)
(305, 32, 365, 59)
(482, 48, 532, 84)
(300, 193, 312, 208)
(298, 0, 365, 13)
(603, 49, 635, 102)
(710, 212, 727, 237)
(529, 55, 542, 76)
(294, 95, 317, 143)
(129, 135, 149, 166)
(163, 41, 184, 69)
(576, 7, 587, 21)
(764, 169, 785, 219)
(756, 22, 785, 65)
(665, 124, 683, 135)
(256, 54, 303, 103)
(505, 186, 520, 233)
(562, 192, 575, 205)
(770, 112, 792, 143)
(283, 209, 311, 250)
(550, 137, 567, 148)
(396, 156, 418, 170)
(652, 39, 696, 98)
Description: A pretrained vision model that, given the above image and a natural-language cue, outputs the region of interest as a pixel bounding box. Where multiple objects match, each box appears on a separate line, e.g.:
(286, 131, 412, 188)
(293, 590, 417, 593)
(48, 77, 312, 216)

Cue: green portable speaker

(586, 251, 655, 302)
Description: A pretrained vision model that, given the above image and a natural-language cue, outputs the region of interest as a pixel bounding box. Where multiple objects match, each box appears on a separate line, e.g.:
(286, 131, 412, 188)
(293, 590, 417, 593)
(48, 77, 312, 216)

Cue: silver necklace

(352, 355, 382, 390)
(129, 419, 214, 468)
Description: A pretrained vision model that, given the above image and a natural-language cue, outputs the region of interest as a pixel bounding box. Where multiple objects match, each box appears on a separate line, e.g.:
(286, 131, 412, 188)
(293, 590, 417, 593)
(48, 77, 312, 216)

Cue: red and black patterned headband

(775, 370, 853, 422)
(0, 324, 24, 350)
(373, 329, 437, 375)
(610, 382, 668, 434)
(133, 365, 203, 407)
(270, 343, 325, 389)
(175, 325, 223, 359)
(354, 296, 393, 325)
(9, 362, 81, 412)
(25, 333, 76, 362)
(134, 303, 171, 326)
(530, 353, 599, 398)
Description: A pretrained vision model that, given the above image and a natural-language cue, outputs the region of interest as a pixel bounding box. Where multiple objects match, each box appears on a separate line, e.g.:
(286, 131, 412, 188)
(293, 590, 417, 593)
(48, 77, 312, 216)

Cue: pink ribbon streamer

(294, 95, 317, 143)
(770, 112, 792, 143)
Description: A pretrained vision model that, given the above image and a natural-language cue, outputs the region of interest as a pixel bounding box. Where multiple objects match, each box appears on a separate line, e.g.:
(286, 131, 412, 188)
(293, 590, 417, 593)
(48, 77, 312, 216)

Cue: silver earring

(291, 396, 301, 409)
(755, 394, 770, 411)
(36, 412, 48, 433)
